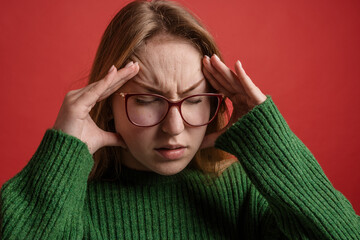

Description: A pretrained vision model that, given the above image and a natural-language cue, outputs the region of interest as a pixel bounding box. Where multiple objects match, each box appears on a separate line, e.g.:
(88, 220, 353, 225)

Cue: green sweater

(1, 97, 359, 239)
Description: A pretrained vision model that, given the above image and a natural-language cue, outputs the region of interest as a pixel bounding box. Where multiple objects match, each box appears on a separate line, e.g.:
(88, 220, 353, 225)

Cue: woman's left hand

(200, 54, 267, 149)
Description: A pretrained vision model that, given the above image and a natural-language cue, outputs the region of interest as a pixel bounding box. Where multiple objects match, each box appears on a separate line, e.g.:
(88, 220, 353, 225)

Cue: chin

(150, 160, 190, 176)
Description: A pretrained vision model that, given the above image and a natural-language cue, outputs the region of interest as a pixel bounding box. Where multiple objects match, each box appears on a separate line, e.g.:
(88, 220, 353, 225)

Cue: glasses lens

(127, 95, 168, 126)
(126, 94, 220, 127)
(181, 95, 219, 126)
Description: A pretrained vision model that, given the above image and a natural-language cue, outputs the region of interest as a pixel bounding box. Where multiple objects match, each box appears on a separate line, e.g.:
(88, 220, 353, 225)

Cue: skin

(53, 32, 266, 175)
(112, 34, 209, 175)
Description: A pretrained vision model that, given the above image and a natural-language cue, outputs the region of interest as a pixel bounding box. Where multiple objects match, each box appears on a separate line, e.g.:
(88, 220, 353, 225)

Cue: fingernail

(125, 61, 134, 68)
(108, 65, 116, 73)
(237, 60, 242, 67)
(203, 55, 210, 63)
(213, 54, 220, 60)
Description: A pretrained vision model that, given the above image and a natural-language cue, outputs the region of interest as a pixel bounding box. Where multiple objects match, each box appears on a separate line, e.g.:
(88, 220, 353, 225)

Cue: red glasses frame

(117, 92, 224, 127)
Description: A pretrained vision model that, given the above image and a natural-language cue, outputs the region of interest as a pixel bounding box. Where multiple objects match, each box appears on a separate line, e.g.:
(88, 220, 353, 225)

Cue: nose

(161, 106, 185, 135)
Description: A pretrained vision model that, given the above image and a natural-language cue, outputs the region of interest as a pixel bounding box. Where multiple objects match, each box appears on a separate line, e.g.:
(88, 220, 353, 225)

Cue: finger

(210, 55, 247, 94)
(64, 80, 102, 103)
(203, 56, 242, 94)
(234, 61, 266, 104)
(71, 62, 133, 101)
(77, 63, 139, 108)
(85, 62, 137, 100)
(210, 54, 243, 92)
(202, 59, 232, 96)
(69, 64, 122, 99)
(101, 131, 127, 149)
(75, 72, 116, 108)
(203, 56, 234, 93)
(234, 60, 256, 93)
(98, 62, 140, 101)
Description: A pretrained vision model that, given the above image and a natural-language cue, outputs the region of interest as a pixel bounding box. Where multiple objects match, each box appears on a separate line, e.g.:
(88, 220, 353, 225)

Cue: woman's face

(112, 34, 209, 175)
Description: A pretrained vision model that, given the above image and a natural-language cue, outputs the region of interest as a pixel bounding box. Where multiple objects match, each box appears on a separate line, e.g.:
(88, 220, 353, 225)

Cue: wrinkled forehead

(128, 34, 207, 97)
(134, 33, 201, 59)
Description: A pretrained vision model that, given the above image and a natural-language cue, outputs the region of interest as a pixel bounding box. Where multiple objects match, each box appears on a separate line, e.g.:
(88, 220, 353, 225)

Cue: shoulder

(215, 158, 270, 204)
(215, 158, 239, 174)
(214, 158, 251, 191)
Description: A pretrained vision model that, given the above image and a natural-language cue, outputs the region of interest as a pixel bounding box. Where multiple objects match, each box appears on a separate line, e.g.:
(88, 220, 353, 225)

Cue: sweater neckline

(119, 164, 199, 185)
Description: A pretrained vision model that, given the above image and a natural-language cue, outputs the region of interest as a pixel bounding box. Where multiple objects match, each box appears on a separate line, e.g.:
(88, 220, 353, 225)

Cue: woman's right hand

(53, 62, 139, 154)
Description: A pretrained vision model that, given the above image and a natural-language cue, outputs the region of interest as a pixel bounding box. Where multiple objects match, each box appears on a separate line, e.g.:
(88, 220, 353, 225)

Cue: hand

(53, 62, 139, 154)
(200, 54, 267, 149)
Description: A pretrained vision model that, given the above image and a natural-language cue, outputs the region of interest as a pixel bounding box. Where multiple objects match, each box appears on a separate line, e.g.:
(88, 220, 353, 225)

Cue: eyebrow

(133, 78, 206, 96)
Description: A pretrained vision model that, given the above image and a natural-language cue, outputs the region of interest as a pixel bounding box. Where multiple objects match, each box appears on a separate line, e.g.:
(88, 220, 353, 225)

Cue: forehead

(126, 34, 206, 96)
(136, 33, 200, 57)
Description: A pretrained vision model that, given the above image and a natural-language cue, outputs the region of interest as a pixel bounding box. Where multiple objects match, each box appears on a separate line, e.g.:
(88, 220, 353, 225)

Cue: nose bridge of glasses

(160, 101, 185, 133)
(167, 100, 182, 109)
(165, 101, 182, 119)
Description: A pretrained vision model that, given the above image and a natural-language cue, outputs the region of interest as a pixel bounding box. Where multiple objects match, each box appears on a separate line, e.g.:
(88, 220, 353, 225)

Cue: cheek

(121, 125, 155, 144)
(113, 106, 157, 147)
(187, 126, 208, 148)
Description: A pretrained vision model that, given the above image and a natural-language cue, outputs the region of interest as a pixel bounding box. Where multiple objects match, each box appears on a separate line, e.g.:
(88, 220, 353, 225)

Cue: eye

(185, 97, 202, 104)
(135, 96, 161, 105)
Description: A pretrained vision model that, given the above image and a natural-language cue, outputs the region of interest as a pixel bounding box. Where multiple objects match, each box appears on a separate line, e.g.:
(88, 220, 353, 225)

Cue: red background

(1, 0, 359, 213)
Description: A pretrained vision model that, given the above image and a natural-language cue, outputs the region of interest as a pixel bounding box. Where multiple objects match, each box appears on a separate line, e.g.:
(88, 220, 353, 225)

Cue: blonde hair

(88, 0, 233, 181)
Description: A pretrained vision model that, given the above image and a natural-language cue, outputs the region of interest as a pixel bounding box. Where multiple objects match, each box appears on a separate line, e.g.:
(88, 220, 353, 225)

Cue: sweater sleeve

(0, 129, 93, 239)
(215, 96, 360, 240)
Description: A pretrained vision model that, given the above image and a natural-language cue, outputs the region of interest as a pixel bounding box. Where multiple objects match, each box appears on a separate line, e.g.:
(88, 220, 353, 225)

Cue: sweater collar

(119, 164, 200, 185)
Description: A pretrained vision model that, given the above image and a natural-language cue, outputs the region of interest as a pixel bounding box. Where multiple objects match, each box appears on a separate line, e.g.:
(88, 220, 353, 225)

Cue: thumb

(102, 131, 127, 149)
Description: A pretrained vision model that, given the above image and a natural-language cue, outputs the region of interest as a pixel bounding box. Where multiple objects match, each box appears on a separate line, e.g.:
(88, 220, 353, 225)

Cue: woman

(1, 0, 359, 239)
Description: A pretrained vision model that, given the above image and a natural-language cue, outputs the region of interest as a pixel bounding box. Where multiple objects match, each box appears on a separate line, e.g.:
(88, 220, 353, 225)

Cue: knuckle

(68, 103, 89, 117)
(65, 90, 75, 99)
(67, 101, 81, 113)
(64, 90, 78, 102)
(103, 74, 115, 84)
(85, 87, 101, 98)
(62, 95, 71, 104)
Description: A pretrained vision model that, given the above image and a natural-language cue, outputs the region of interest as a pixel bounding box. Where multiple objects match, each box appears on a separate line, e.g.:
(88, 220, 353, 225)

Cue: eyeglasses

(117, 93, 224, 127)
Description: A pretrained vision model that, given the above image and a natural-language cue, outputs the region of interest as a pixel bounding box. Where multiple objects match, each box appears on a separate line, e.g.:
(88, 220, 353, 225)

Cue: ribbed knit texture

(1, 96, 359, 239)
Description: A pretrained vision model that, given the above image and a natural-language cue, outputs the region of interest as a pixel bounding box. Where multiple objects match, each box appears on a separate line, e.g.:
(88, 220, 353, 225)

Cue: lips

(154, 145, 187, 160)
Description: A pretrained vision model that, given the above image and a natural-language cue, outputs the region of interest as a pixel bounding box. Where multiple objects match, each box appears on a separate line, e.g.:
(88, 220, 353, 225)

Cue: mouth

(154, 145, 187, 160)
